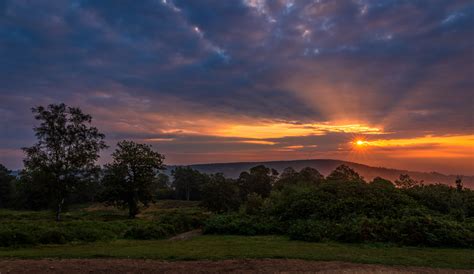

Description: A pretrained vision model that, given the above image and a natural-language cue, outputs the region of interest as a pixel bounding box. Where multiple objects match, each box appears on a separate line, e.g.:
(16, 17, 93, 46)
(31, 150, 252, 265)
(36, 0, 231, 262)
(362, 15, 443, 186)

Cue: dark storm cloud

(0, 0, 473, 171)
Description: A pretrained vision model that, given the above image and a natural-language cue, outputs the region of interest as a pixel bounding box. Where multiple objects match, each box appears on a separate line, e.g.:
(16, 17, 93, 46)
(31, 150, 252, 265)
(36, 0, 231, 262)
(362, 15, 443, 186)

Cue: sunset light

(354, 139, 368, 147)
(1, 0, 473, 270)
(214, 122, 384, 139)
(0, 0, 472, 176)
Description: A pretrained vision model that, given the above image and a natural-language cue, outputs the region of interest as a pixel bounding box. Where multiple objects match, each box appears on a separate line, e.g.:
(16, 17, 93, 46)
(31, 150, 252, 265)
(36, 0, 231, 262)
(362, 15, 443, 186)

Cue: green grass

(0, 235, 473, 269)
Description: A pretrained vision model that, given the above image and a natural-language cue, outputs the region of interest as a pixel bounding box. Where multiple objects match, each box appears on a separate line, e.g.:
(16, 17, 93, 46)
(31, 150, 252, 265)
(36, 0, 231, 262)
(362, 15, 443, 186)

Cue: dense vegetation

(0, 201, 206, 247)
(0, 103, 472, 249)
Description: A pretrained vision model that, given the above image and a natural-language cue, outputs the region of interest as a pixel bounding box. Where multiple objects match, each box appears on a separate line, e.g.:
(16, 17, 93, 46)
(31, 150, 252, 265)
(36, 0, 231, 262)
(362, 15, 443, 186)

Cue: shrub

(332, 217, 383, 243)
(288, 220, 325, 242)
(0, 220, 129, 247)
(391, 215, 474, 247)
(0, 229, 35, 247)
(287, 216, 474, 247)
(124, 223, 172, 240)
(240, 193, 264, 215)
(204, 214, 282, 235)
(38, 229, 67, 244)
(157, 211, 205, 232)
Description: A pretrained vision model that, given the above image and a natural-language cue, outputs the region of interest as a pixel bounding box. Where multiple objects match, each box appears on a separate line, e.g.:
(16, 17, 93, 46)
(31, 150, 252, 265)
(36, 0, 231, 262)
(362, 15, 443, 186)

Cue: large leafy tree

(23, 103, 107, 221)
(101, 141, 165, 218)
(395, 174, 421, 188)
(171, 167, 206, 201)
(15, 169, 54, 210)
(274, 167, 299, 190)
(275, 166, 325, 190)
(326, 165, 365, 183)
(298, 167, 325, 184)
(200, 173, 241, 213)
(0, 164, 15, 208)
(370, 177, 394, 188)
(238, 165, 278, 199)
(155, 173, 174, 199)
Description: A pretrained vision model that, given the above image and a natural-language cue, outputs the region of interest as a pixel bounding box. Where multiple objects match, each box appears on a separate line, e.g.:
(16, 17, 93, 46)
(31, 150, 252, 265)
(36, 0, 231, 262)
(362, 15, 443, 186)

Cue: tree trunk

(128, 202, 138, 219)
(56, 198, 64, 222)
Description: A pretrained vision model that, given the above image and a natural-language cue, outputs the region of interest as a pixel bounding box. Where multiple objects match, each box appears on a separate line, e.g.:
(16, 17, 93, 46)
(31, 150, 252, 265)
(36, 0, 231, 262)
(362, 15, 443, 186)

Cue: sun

(353, 139, 368, 148)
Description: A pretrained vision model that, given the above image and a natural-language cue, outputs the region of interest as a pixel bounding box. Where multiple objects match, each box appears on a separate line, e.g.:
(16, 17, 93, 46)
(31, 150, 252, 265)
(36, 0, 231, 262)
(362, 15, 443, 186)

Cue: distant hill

(167, 159, 473, 189)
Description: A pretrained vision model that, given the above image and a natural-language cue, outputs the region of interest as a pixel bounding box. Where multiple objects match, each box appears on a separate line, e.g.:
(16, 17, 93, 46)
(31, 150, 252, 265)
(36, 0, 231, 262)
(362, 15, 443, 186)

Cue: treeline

(203, 166, 474, 247)
(0, 103, 473, 247)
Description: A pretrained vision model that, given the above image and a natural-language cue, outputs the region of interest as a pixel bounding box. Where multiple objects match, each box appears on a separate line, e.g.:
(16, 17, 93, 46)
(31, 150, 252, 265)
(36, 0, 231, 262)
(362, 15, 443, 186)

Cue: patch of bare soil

(0, 259, 471, 273)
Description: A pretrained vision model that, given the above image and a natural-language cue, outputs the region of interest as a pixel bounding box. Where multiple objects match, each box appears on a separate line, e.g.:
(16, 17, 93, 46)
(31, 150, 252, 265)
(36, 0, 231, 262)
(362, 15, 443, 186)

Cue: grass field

(0, 235, 473, 269)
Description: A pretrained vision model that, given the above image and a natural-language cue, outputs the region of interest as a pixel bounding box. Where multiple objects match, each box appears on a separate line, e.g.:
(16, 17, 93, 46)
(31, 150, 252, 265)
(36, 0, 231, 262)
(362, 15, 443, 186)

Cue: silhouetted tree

(326, 165, 365, 183)
(200, 173, 241, 213)
(274, 167, 299, 190)
(274, 166, 324, 190)
(155, 173, 174, 199)
(242, 193, 265, 215)
(16, 169, 56, 210)
(395, 174, 420, 188)
(157, 173, 170, 187)
(281, 167, 298, 179)
(172, 167, 206, 200)
(22, 103, 107, 221)
(0, 164, 14, 208)
(101, 141, 165, 218)
(370, 177, 394, 188)
(238, 165, 278, 199)
(298, 167, 324, 184)
(455, 176, 463, 191)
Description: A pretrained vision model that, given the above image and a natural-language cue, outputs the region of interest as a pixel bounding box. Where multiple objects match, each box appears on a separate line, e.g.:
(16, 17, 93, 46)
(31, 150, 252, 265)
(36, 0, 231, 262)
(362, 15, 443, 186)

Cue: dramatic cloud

(0, 0, 473, 174)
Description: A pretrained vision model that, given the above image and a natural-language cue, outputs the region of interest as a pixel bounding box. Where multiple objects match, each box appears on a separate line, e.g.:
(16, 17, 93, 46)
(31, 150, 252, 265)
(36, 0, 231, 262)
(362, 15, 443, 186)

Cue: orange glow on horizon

(358, 135, 474, 148)
(214, 122, 383, 139)
(348, 135, 474, 159)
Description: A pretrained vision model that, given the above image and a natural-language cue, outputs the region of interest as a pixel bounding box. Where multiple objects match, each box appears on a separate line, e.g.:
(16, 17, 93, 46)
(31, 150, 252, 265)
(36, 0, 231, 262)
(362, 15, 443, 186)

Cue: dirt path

(168, 229, 203, 240)
(0, 259, 471, 273)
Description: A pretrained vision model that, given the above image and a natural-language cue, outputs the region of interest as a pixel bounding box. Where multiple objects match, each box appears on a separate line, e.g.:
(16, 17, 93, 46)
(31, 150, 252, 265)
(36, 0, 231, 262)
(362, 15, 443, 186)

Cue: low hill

(169, 159, 473, 188)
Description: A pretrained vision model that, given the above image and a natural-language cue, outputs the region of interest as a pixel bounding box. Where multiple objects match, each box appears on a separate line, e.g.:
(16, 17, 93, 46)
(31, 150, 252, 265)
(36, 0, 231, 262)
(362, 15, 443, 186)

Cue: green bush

(240, 193, 264, 215)
(286, 216, 474, 247)
(157, 211, 205, 232)
(288, 220, 325, 242)
(0, 229, 35, 247)
(38, 229, 67, 244)
(124, 224, 172, 240)
(332, 217, 386, 243)
(204, 214, 282, 235)
(0, 200, 210, 248)
(391, 216, 474, 247)
(245, 180, 471, 247)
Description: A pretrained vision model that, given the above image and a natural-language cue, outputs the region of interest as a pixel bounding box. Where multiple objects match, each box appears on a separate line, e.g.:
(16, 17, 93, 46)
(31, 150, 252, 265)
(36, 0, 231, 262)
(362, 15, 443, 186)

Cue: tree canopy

(22, 103, 107, 221)
(326, 164, 365, 183)
(172, 167, 207, 201)
(101, 140, 165, 218)
(200, 173, 241, 213)
(238, 165, 278, 199)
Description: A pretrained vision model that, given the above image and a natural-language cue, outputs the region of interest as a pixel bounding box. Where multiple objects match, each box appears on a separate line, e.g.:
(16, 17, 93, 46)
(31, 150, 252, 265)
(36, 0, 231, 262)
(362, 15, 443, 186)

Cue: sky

(0, 0, 473, 174)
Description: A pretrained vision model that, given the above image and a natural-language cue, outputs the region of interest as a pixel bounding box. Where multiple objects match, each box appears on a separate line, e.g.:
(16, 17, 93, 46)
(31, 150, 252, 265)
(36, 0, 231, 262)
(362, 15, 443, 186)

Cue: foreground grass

(0, 235, 473, 269)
